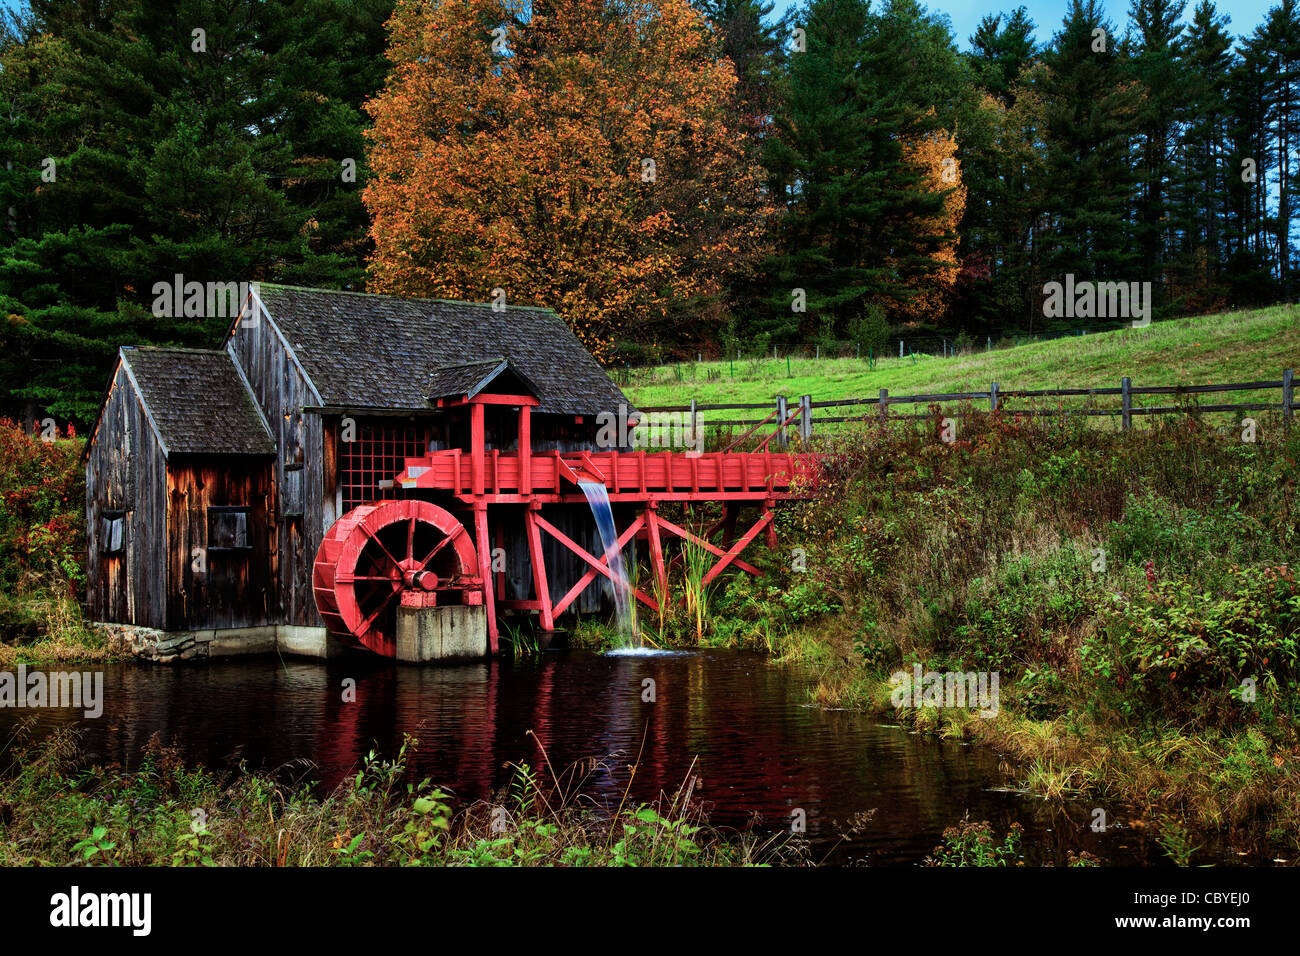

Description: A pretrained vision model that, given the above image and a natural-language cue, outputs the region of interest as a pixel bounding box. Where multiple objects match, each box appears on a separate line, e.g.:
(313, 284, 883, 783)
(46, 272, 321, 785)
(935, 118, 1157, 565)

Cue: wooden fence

(637, 370, 1296, 449)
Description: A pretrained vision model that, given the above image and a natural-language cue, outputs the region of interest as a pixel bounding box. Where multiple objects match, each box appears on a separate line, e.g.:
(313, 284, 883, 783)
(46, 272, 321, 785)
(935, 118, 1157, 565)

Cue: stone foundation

(97, 623, 350, 663)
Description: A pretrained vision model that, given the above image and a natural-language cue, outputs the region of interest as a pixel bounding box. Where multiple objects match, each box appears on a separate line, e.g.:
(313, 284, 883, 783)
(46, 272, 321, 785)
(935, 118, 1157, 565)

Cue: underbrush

(0, 726, 792, 867)
(644, 411, 1300, 852)
(0, 420, 107, 663)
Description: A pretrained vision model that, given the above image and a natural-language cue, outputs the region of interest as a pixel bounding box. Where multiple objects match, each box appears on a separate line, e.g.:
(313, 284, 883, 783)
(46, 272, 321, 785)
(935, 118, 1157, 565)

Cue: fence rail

(636, 370, 1296, 448)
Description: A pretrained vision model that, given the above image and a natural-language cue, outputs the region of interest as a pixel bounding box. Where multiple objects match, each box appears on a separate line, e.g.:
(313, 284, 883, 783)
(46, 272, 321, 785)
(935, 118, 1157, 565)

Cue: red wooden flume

(312, 389, 818, 656)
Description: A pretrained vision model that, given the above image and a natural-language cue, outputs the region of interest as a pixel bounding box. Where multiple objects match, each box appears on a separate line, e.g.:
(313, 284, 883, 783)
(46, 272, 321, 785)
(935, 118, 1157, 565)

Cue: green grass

(630, 407, 1300, 856)
(0, 728, 789, 866)
(623, 305, 1300, 409)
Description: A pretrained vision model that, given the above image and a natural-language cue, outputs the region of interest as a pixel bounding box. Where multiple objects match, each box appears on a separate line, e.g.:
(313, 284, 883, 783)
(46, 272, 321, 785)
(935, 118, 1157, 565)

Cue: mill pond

(0, 648, 1263, 867)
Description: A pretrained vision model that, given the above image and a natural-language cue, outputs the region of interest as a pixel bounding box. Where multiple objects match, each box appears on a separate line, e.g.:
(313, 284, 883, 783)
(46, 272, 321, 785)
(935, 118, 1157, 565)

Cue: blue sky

(768, 0, 1277, 49)
(0, 0, 1279, 51)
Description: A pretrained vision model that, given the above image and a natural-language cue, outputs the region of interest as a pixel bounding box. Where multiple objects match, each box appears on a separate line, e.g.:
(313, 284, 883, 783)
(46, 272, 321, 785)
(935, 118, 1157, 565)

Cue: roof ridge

(124, 345, 230, 355)
(259, 282, 560, 314)
(427, 356, 506, 370)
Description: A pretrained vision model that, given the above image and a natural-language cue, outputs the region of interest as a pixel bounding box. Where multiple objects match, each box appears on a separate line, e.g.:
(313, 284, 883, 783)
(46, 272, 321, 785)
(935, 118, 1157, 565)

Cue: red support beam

(469, 394, 540, 406)
(524, 506, 554, 631)
(645, 502, 668, 604)
(764, 499, 778, 549)
(533, 512, 657, 617)
(653, 515, 763, 577)
(474, 504, 498, 651)
(518, 405, 532, 496)
(470, 402, 485, 497)
(702, 510, 772, 586)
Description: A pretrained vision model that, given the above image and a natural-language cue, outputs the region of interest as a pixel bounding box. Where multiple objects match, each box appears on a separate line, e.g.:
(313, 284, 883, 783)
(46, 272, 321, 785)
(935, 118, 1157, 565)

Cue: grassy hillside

(574, 410, 1300, 859)
(623, 306, 1300, 410)
(592, 304, 1300, 859)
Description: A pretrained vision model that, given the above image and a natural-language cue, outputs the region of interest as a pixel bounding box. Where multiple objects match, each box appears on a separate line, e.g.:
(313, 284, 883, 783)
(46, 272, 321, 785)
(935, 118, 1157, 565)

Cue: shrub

(848, 304, 890, 357)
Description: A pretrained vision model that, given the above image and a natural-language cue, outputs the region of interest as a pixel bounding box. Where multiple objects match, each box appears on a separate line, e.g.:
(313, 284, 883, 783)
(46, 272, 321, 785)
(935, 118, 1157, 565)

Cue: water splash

(603, 647, 691, 657)
(577, 480, 636, 643)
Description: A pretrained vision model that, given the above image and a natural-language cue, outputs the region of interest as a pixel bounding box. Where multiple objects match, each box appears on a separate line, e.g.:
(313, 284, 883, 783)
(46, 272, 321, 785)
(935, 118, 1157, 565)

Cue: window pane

(100, 513, 124, 554)
(210, 509, 250, 549)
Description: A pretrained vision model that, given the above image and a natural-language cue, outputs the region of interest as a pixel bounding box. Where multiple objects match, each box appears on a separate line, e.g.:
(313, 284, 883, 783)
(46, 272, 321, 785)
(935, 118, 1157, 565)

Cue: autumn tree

(889, 128, 967, 325)
(363, 0, 772, 360)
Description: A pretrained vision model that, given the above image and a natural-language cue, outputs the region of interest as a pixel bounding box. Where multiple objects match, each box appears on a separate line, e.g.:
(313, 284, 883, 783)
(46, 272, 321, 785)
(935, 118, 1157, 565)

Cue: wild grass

(647, 405, 1300, 854)
(0, 724, 794, 867)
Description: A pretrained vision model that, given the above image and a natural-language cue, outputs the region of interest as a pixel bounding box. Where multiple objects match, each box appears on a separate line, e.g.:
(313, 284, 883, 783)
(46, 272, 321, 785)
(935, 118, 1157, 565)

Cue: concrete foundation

(99, 623, 350, 663)
(277, 625, 350, 660)
(395, 604, 488, 663)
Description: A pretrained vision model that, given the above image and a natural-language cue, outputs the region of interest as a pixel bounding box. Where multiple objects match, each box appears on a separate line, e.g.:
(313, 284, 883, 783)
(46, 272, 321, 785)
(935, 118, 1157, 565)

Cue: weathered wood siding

(84, 362, 167, 627)
(165, 458, 274, 630)
(228, 305, 324, 626)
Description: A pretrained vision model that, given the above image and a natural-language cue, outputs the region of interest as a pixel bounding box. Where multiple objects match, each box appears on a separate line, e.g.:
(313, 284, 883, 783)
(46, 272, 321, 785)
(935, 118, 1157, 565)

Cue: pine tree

(1226, 30, 1279, 303)
(1037, 0, 1143, 330)
(762, 0, 963, 340)
(1170, 0, 1234, 310)
(0, 0, 391, 427)
(1129, 0, 1187, 314)
(958, 7, 1042, 332)
(969, 6, 1038, 106)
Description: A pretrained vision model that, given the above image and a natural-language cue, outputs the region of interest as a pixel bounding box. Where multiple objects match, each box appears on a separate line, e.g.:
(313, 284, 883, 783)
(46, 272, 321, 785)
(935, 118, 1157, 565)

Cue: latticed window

(340, 421, 428, 513)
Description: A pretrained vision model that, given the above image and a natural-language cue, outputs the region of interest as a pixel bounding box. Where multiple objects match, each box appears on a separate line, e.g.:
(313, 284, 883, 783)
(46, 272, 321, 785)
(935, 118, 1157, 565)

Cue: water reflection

(0, 650, 1253, 865)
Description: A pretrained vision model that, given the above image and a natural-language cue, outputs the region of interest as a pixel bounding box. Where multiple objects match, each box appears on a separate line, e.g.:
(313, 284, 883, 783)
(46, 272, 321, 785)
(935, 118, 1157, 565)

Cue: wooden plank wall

(228, 309, 323, 626)
(165, 458, 274, 630)
(84, 362, 167, 627)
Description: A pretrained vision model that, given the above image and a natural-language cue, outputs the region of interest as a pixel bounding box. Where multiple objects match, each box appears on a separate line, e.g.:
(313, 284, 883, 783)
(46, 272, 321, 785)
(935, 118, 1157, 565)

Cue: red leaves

(0, 418, 85, 590)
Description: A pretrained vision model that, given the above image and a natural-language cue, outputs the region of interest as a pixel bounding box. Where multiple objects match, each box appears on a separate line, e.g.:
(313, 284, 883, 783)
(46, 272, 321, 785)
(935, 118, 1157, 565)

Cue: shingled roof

(425, 358, 541, 403)
(255, 285, 633, 416)
(120, 347, 275, 457)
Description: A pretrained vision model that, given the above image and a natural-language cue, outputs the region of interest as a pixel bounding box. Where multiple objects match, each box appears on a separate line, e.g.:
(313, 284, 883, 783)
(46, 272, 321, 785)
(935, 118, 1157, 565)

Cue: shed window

(208, 507, 250, 551)
(100, 511, 125, 555)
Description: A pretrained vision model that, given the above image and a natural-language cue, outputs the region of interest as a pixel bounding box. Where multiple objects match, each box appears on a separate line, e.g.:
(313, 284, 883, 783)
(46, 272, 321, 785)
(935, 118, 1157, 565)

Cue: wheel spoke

(363, 524, 404, 572)
(406, 517, 415, 562)
(415, 525, 462, 570)
(357, 582, 401, 636)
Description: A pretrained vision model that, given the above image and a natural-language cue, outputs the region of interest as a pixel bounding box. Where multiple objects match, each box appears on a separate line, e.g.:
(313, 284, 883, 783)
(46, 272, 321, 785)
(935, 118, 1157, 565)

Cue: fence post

(1285, 369, 1294, 425)
(690, 399, 697, 443)
(899, 340, 904, 358)
(990, 382, 999, 412)
(878, 388, 888, 422)
(799, 394, 812, 441)
(1121, 376, 1132, 431)
(777, 395, 788, 449)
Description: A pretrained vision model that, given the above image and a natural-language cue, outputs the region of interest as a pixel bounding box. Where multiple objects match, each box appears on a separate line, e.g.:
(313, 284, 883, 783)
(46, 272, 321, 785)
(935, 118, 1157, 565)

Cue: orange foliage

(363, 0, 772, 360)
(892, 127, 966, 325)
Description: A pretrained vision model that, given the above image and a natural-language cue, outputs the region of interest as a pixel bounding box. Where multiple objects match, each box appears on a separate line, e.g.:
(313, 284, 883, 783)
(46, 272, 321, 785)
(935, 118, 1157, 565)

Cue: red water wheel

(313, 499, 480, 657)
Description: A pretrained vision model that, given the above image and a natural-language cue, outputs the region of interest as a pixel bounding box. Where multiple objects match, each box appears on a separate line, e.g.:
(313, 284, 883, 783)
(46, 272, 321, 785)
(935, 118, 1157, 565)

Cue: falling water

(577, 481, 636, 642)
